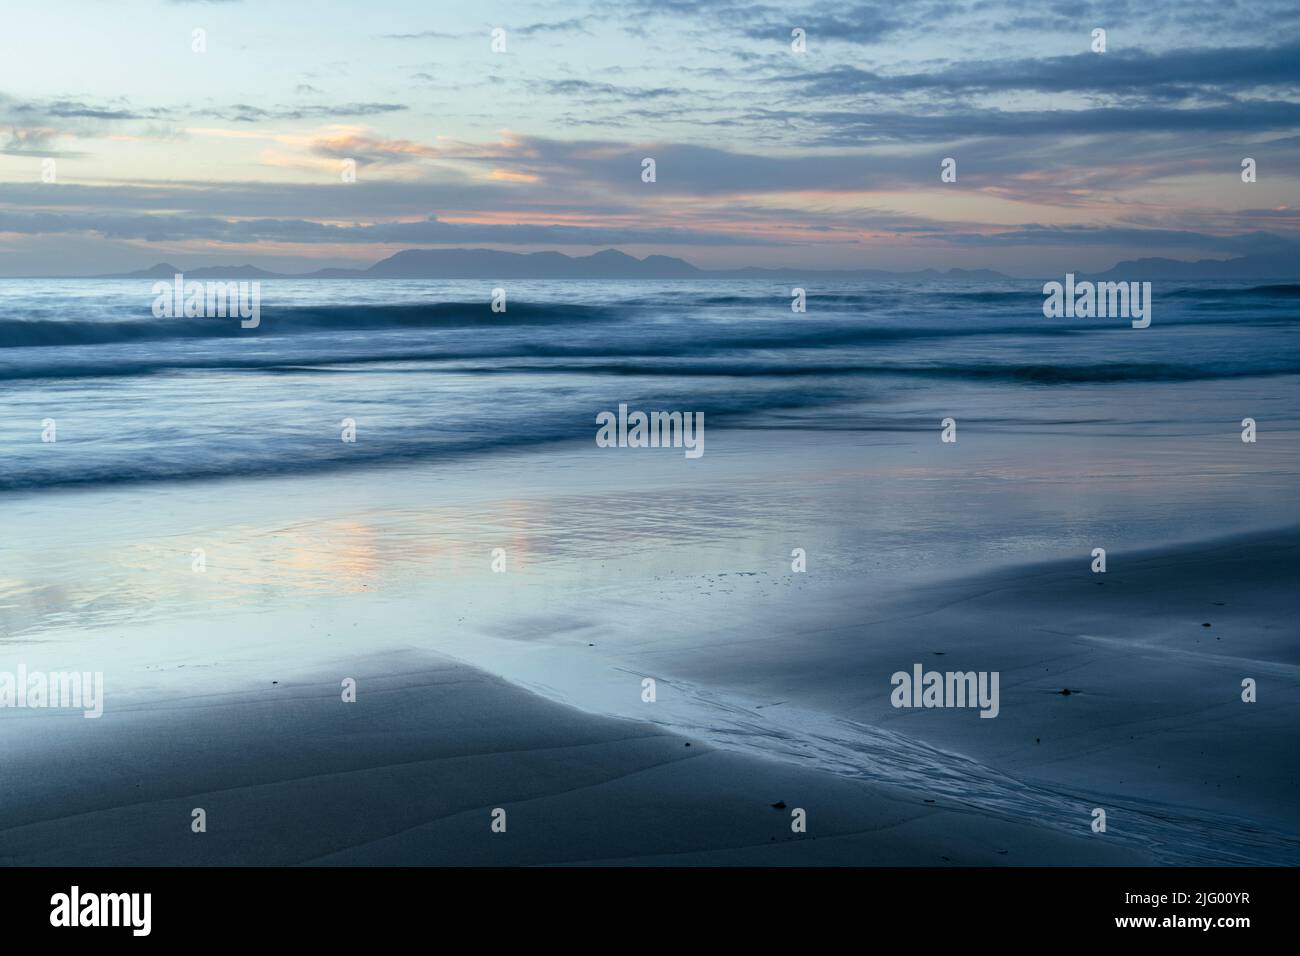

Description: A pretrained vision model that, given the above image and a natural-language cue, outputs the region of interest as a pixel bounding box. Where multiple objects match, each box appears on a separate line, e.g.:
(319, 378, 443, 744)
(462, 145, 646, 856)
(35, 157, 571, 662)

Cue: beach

(2, 413, 1297, 865)
(0, 650, 1151, 866)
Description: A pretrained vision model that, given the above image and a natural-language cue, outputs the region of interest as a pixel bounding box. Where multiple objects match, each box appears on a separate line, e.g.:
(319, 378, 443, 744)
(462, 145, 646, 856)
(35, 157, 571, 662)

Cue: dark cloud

(789, 41, 1300, 100)
(211, 102, 408, 123)
(516, 17, 594, 36)
(542, 79, 679, 99)
(381, 17, 591, 42)
(740, 4, 902, 44)
(737, 100, 1300, 146)
(8, 99, 171, 121)
(596, 0, 904, 44)
(0, 95, 407, 127)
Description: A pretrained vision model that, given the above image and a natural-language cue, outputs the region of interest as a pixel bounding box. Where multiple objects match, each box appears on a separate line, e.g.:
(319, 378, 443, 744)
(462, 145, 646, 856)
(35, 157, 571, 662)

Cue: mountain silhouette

(94, 248, 1013, 280)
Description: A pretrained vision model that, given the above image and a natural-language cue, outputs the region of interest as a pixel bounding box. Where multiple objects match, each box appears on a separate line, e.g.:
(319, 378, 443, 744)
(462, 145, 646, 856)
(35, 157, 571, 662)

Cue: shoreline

(2, 430, 1297, 864)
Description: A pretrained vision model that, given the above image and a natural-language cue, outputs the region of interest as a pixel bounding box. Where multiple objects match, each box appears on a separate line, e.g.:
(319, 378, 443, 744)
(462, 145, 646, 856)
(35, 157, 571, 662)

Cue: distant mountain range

(89, 247, 1300, 281)
(1084, 253, 1300, 281)
(94, 248, 1009, 281)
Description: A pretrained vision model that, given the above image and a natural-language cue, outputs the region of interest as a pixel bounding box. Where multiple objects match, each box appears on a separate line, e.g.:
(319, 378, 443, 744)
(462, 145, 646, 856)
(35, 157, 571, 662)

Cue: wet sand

(0, 650, 1149, 865)
(1, 428, 1296, 864)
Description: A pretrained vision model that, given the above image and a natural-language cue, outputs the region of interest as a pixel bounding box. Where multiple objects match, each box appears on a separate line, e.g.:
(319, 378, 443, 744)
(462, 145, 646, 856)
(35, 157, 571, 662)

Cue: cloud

(210, 103, 408, 123)
(739, 4, 902, 43)
(1, 127, 88, 158)
(380, 30, 460, 41)
(597, 0, 903, 41)
(380, 16, 591, 43)
(789, 41, 1300, 100)
(1, 94, 408, 128)
(541, 79, 679, 100)
(738, 100, 1300, 147)
(7, 98, 171, 121)
(306, 131, 441, 166)
(516, 17, 594, 36)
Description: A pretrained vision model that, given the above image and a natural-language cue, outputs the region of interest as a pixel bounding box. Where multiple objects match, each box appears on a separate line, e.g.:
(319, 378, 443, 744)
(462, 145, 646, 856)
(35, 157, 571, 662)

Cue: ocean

(2, 277, 1299, 490)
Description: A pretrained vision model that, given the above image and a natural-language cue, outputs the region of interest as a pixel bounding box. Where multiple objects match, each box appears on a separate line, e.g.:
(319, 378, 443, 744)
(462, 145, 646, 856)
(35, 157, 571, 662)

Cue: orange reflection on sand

(268, 519, 382, 592)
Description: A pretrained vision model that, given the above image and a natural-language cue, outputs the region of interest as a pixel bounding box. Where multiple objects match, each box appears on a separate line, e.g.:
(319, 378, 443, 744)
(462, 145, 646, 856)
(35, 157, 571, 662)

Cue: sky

(1, 0, 1298, 276)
